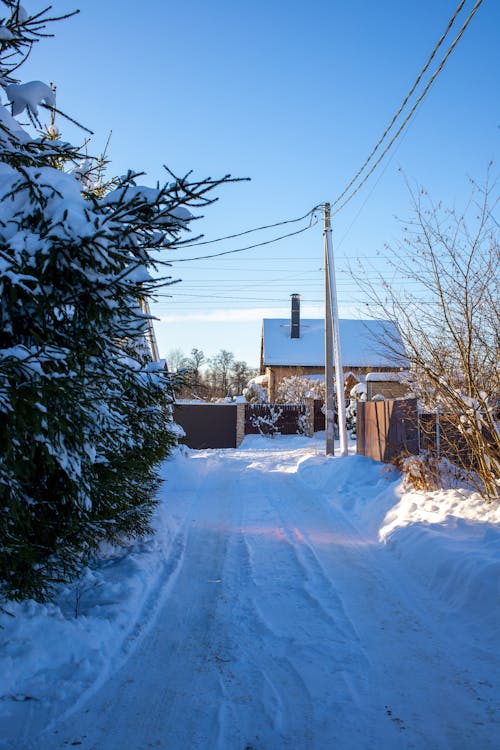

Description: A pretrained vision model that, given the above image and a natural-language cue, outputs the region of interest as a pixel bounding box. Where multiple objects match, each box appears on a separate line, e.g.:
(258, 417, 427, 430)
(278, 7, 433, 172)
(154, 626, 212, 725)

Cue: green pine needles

(0, 1, 235, 601)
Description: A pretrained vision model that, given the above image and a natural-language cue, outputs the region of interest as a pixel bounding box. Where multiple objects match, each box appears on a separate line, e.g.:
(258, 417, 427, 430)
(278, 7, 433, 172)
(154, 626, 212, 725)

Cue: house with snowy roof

(259, 294, 406, 401)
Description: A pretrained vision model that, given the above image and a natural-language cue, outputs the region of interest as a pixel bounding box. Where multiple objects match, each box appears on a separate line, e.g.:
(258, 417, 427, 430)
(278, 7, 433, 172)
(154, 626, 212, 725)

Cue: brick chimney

(290, 293, 300, 339)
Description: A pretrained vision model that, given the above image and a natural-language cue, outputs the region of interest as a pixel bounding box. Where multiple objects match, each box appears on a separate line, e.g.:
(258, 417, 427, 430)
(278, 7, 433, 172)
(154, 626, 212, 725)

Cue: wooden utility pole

(324, 202, 348, 457)
(324, 204, 335, 455)
(139, 296, 161, 362)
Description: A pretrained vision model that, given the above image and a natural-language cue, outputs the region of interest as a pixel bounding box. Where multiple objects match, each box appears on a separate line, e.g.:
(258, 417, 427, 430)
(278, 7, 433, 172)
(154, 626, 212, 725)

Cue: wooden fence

(173, 403, 245, 449)
(174, 399, 325, 450)
(245, 403, 307, 435)
(357, 399, 487, 470)
(314, 399, 326, 432)
(356, 399, 419, 462)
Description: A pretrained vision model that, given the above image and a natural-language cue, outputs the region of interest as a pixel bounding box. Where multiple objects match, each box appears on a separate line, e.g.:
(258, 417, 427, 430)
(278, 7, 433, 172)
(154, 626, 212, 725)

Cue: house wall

(366, 380, 410, 400)
(265, 365, 323, 401)
(265, 365, 397, 402)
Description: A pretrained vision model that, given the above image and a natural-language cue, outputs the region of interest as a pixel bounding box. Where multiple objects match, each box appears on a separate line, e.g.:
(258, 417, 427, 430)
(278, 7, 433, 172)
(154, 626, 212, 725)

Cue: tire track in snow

(209, 462, 372, 749)
(214, 516, 317, 749)
(265, 457, 499, 749)
(260, 470, 405, 748)
(31, 456, 243, 750)
(14, 508, 191, 750)
(24, 442, 500, 750)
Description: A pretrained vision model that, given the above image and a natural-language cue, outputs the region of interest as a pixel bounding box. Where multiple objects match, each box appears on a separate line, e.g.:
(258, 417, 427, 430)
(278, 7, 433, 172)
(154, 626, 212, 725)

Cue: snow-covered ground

(1, 433, 499, 749)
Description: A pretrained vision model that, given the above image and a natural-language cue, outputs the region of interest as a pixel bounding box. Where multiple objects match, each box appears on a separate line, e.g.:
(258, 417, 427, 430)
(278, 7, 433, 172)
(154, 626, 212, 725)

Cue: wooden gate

(356, 399, 419, 462)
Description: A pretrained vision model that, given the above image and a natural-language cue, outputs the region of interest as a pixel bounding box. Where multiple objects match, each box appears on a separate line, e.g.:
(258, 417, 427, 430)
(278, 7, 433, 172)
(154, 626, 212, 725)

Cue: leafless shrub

(353, 173, 499, 500)
(396, 452, 459, 492)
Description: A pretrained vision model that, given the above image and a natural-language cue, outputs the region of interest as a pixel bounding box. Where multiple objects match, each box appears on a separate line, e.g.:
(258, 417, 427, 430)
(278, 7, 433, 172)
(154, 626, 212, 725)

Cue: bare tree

(169, 347, 255, 400)
(208, 349, 235, 397)
(354, 174, 499, 500)
(231, 360, 256, 395)
(167, 348, 189, 372)
(186, 348, 205, 389)
(182, 348, 207, 399)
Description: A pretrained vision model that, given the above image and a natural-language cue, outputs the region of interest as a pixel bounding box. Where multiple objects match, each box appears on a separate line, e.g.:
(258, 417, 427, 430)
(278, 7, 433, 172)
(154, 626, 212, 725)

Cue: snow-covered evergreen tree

(0, 2, 234, 600)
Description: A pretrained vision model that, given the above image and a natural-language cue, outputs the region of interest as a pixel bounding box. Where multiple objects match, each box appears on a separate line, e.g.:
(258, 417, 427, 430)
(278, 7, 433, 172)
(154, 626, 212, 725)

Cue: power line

(154, 294, 322, 302)
(178, 206, 321, 248)
(332, 0, 484, 216)
(335, 105, 417, 251)
(332, 0, 467, 210)
(153, 1, 482, 302)
(162, 278, 425, 288)
(168, 215, 319, 263)
(172, 256, 387, 270)
(154, 302, 326, 308)
(153, 280, 428, 302)
(160, 274, 322, 285)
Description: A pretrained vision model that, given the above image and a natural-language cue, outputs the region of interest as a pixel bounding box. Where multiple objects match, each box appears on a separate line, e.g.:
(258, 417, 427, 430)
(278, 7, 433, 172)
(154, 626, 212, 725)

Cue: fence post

(304, 398, 315, 438)
(356, 401, 364, 456)
(236, 403, 245, 446)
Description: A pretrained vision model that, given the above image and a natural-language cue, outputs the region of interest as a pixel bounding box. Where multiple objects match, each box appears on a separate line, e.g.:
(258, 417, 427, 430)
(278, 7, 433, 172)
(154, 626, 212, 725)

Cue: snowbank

(0, 452, 185, 739)
(379, 486, 500, 635)
(1, 437, 498, 744)
(285, 440, 500, 638)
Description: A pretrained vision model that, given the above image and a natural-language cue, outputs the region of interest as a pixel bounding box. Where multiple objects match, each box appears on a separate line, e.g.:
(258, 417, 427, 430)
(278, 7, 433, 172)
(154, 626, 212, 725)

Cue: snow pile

(293, 447, 500, 636)
(0, 437, 498, 746)
(379, 486, 500, 632)
(0, 455, 183, 738)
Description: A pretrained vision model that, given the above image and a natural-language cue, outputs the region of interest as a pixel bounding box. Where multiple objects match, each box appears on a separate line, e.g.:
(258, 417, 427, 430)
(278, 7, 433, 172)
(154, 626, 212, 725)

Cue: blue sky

(20, 0, 499, 367)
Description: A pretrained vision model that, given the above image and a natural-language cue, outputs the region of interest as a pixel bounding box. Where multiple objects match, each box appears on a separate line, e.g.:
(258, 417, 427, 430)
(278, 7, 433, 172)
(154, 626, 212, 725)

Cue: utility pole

(324, 203, 348, 457)
(139, 296, 161, 362)
(324, 205, 335, 455)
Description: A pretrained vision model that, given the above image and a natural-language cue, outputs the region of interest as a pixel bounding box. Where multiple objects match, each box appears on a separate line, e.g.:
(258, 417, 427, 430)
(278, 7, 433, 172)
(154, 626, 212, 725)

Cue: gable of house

(261, 318, 405, 370)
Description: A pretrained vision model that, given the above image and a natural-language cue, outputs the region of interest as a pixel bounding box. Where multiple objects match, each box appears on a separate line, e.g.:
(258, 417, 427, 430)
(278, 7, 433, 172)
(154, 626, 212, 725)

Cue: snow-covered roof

(366, 371, 410, 382)
(262, 318, 405, 368)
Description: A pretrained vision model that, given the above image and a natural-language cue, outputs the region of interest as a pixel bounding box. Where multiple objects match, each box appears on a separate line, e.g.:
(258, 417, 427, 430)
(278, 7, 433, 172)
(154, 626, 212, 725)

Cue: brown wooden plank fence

(173, 403, 245, 449)
(357, 399, 488, 470)
(245, 403, 307, 435)
(314, 399, 326, 432)
(356, 399, 419, 462)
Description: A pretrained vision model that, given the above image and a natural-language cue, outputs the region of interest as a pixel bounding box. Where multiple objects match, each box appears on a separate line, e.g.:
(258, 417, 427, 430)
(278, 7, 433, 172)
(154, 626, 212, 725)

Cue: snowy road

(24, 438, 499, 749)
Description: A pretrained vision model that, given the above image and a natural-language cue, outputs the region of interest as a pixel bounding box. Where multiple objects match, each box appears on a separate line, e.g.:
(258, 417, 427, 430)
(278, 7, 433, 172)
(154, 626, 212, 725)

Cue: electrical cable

(178, 206, 321, 248)
(155, 294, 319, 302)
(173, 256, 385, 270)
(168, 214, 319, 263)
(332, 0, 467, 209)
(161, 277, 424, 288)
(332, 0, 483, 216)
(152, 2, 482, 309)
(335, 106, 417, 251)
